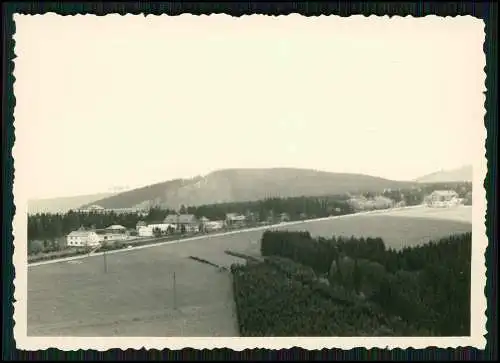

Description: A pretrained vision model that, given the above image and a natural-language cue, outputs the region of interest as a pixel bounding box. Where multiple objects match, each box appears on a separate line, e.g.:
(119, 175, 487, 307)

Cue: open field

(28, 248, 244, 337)
(269, 206, 472, 251)
(28, 206, 472, 336)
(379, 205, 472, 223)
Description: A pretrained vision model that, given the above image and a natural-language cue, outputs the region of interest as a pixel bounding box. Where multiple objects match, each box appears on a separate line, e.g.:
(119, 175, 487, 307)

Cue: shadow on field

(224, 250, 263, 263)
(187, 256, 228, 272)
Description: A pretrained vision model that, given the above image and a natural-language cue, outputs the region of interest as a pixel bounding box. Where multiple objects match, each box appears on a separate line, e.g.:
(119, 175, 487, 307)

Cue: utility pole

(176, 211, 180, 234)
(173, 271, 177, 310)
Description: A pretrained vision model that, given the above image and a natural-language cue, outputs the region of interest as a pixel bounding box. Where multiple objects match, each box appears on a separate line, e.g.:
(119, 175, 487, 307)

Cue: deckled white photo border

(11, 14, 488, 351)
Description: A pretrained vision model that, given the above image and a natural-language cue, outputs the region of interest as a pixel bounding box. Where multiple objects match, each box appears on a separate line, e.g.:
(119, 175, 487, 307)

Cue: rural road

(27, 205, 430, 268)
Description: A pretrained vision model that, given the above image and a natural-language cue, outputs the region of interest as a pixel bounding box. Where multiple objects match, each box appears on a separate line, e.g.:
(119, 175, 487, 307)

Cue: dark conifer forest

(232, 231, 471, 336)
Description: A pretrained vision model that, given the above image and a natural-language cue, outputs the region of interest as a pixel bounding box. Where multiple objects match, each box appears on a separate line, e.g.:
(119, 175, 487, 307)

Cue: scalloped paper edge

(11, 13, 488, 351)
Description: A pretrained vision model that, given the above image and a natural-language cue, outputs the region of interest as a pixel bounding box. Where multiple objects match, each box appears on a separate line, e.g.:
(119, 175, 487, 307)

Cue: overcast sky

(14, 14, 485, 199)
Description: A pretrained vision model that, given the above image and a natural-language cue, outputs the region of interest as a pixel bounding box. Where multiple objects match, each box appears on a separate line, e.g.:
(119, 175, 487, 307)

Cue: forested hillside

(85, 168, 416, 210)
(416, 165, 473, 183)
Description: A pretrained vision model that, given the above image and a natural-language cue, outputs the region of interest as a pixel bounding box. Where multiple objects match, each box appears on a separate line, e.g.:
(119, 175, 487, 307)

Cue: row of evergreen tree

(254, 231, 471, 336)
(231, 261, 405, 336)
(27, 195, 355, 242)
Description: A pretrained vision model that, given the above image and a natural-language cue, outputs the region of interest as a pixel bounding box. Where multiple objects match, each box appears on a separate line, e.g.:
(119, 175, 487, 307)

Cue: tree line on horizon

(27, 195, 353, 249)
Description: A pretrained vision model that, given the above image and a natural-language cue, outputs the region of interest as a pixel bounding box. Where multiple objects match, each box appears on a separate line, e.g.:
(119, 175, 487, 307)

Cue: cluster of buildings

(135, 213, 249, 237)
(425, 190, 462, 208)
(347, 195, 397, 212)
(67, 190, 465, 248)
(75, 204, 149, 216)
(67, 224, 128, 247)
(347, 189, 464, 211)
(65, 212, 252, 247)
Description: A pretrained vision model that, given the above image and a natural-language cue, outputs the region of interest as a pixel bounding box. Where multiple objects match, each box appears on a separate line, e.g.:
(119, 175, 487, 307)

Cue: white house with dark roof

(164, 214, 199, 232)
(67, 230, 101, 247)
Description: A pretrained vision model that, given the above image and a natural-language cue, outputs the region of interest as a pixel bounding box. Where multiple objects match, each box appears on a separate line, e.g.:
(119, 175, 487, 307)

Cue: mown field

(272, 206, 472, 251)
(27, 206, 472, 336)
(380, 205, 472, 223)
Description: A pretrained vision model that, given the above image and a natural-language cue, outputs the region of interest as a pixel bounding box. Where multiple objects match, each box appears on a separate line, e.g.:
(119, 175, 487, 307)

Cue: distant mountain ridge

(415, 165, 473, 183)
(28, 192, 116, 215)
(83, 168, 417, 210)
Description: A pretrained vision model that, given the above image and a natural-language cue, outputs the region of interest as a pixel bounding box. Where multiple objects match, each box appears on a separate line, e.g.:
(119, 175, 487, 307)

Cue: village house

(164, 214, 200, 233)
(76, 205, 148, 216)
(66, 229, 101, 247)
(204, 220, 225, 231)
(149, 222, 176, 234)
(105, 224, 127, 232)
(279, 212, 291, 223)
(94, 224, 129, 243)
(137, 225, 154, 237)
(136, 221, 147, 231)
(96, 230, 128, 243)
(137, 221, 176, 237)
(347, 195, 394, 211)
(244, 211, 258, 223)
(395, 200, 407, 208)
(347, 196, 371, 211)
(198, 216, 210, 232)
(426, 190, 460, 208)
(106, 207, 149, 216)
(464, 191, 472, 205)
(225, 213, 247, 228)
(372, 196, 395, 210)
(77, 204, 106, 214)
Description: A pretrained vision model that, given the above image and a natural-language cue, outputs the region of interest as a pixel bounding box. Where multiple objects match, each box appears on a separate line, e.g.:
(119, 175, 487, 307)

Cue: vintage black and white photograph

(12, 14, 487, 350)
